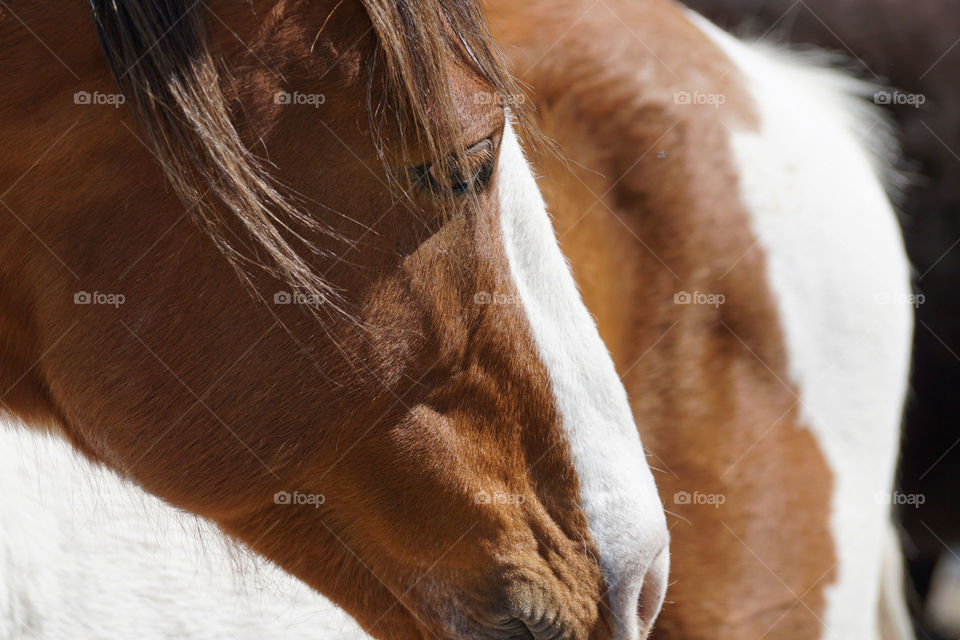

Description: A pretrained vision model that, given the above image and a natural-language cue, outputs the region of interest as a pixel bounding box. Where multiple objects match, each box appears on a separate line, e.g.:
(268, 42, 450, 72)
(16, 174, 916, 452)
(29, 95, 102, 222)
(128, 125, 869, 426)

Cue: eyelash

(409, 138, 496, 197)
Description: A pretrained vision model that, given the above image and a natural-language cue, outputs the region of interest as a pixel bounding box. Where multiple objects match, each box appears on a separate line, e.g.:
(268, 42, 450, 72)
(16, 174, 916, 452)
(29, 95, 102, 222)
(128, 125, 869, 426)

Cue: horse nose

(472, 548, 669, 640)
(463, 534, 669, 640)
(637, 546, 670, 636)
(607, 542, 670, 640)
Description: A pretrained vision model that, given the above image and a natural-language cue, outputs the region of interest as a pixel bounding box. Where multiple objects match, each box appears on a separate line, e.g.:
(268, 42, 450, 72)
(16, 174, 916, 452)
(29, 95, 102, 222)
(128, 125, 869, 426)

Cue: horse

(677, 1, 960, 631)
(485, 3, 916, 637)
(2, 1, 668, 638)
(0, 0, 914, 639)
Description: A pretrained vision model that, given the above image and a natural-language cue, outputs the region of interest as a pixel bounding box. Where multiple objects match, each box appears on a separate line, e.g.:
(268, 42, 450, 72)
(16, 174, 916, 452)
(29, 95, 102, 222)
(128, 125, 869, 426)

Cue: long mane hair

(87, 0, 528, 314)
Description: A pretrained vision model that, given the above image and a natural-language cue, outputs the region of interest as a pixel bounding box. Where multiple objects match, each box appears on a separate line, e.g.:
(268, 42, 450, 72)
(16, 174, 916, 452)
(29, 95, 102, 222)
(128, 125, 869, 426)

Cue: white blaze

(497, 121, 670, 639)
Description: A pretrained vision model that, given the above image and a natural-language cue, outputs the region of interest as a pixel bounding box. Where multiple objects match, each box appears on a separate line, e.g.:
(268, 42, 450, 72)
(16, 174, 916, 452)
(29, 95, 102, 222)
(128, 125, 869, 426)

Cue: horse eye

(409, 138, 496, 197)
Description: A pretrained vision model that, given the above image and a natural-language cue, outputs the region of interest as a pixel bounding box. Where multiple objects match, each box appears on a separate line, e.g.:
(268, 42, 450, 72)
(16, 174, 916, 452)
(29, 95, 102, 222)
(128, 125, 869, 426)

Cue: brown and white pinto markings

(487, 0, 913, 638)
(0, 0, 668, 639)
(0, 0, 914, 639)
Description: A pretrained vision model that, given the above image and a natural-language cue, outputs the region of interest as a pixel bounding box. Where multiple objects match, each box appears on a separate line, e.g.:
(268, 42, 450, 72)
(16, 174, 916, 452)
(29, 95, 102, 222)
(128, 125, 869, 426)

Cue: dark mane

(87, 0, 527, 311)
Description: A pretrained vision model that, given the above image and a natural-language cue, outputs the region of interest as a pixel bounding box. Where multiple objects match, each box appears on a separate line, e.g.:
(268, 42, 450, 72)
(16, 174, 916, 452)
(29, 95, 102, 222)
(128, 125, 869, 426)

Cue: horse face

(0, 1, 666, 637)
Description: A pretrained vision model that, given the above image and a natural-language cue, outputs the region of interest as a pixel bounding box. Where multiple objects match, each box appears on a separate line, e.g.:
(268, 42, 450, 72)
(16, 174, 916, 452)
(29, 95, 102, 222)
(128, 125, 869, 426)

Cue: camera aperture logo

(674, 90, 726, 109)
(473, 291, 521, 306)
(674, 490, 725, 509)
(274, 91, 325, 108)
(274, 490, 326, 508)
(274, 290, 324, 307)
(873, 90, 925, 109)
(473, 91, 526, 107)
(74, 291, 125, 308)
(474, 491, 526, 505)
(874, 491, 924, 508)
(674, 291, 725, 308)
(874, 291, 925, 308)
(74, 90, 126, 108)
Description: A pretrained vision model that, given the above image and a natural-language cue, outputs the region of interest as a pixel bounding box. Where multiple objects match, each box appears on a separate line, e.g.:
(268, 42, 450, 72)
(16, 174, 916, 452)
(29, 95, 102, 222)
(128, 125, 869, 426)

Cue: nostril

(604, 542, 670, 640)
(637, 547, 670, 637)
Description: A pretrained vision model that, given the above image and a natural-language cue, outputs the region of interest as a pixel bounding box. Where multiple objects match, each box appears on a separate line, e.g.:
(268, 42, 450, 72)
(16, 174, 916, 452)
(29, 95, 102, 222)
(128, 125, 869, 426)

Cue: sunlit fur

(0, 0, 913, 638)
(0, 1, 667, 638)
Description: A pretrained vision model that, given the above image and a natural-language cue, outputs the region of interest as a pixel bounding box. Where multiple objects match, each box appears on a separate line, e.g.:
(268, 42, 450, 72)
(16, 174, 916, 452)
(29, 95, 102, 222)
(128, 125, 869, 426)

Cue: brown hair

(88, 0, 528, 312)
(361, 0, 530, 187)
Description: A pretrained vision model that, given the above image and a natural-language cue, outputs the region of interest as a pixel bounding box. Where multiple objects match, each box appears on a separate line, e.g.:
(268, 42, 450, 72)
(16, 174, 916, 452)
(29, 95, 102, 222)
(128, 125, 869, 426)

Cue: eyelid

(465, 138, 493, 155)
(409, 136, 498, 197)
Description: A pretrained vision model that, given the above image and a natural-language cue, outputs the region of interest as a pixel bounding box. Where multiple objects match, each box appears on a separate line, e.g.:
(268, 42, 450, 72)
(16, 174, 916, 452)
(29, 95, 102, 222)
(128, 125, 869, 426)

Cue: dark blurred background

(678, 1, 960, 637)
